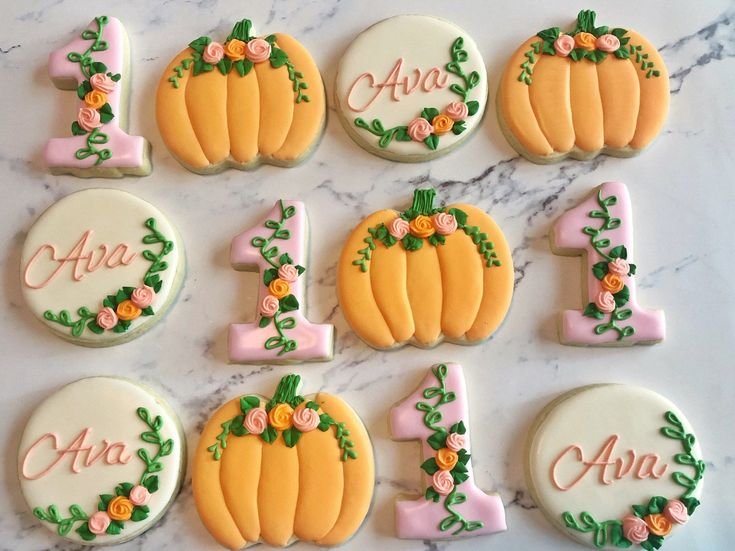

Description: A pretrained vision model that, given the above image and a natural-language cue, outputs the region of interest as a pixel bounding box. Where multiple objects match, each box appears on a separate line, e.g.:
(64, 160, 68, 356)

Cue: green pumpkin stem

(574, 10, 597, 34)
(271, 374, 301, 404)
(228, 19, 252, 42)
(411, 188, 437, 216)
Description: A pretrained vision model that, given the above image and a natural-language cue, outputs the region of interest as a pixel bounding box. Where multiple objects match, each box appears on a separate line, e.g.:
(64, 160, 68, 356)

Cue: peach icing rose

(445, 432, 465, 452)
(431, 212, 458, 235)
(596, 34, 621, 52)
(131, 285, 155, 309)
(574, 32, 596, 51)
(407, 117, 433, 142)
(245, 38, 272, 63)
(595, 291, 616, 314)
(663, 499, 689, 525)
(96, 307, 118, 330)
(84, 90, 107, 109)
(224, 39, 246, 61)
(388, 217, 409, 239)
(268, 403, 294, 431)
(622, 515, 649, 544)
(292, 406, 320, 432)
(202, 41, 224, 64)
(260, 294, 280, 317)
(601, 273, 625, 294)
(89, 72, 116, 94)
(608, 258, 630, 276)
(278, 264, 299, 283)
(444, 101, 468, 121)
(129, 485, 151, 506)
(244, 407, 267, 434)
(409, 215, 435, 238)
(431, 114, 454, 135)
(432, 469, 455, 496)
(268, 278, 290, 299)
(107, 496, 134, 521)
(116, 299, 141, 321)
(77, 107, 103, 132)
(644, 513, 673, 537)
(554, 34, 575, 57)
(435, 448, 459, 471)
(87, 511, 111, 535)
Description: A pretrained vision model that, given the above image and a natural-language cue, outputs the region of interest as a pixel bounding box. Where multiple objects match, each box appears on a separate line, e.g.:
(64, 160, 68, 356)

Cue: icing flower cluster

(424, 428, 469, 498)
(406, 101, 474, 143)
(621, 499, 689, 545)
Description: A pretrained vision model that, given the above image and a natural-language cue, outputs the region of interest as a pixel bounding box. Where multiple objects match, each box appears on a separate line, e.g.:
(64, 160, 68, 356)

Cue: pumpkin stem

(411, 188, 437, 216)
(574, 10, 596, 34)
(228, 19, 252, 42)
(272, 374, 301, 405)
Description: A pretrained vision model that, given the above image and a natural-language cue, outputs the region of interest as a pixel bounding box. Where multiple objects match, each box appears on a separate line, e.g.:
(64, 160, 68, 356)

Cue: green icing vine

(417, 364, 483, 535)
(562, 411, 704, 550)
(168, 19, 309, 103)
(354, 37, 481, 150)
(32, 406, 173, 542)
(206, 374, 358, 462)
(352, 188, 501, 273)
(43, 218, 174, 337)
(581, 190, 637, 341)
(67, 15, 122, 165)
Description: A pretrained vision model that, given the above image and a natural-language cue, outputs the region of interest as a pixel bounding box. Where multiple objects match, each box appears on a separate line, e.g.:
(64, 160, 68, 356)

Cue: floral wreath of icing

(352, 188, 501, 273)
(207, 374, 358, 462)
(353, 37, 481, 150)
(32, 407, 174, 542)
(167, 19, 310, 104)
(580, 189, 638, 341)
(562, 411, 704, 550)
(66, 16, 122, 165)
(42, 218, 173, 337)
(417, 364, 482, 535)
(518, 9, 661, 86)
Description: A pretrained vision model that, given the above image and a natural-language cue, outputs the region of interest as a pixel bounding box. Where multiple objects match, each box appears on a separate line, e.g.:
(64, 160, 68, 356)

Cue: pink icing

(431, 212, 457, 235)
(595, 291, 615, 314)
(390, 363, 506, 539)
(77, 107, 102, 131)
(292, 407, 320, 432)
(551, 182, 666, 345)
(623, 515, 649, 544)
(202, 41, 224, 64)
(89, 72, 116, 93)
(664, 499, 689, 525)
(596, 34, 621, 52)
(245, 38, 271, 63)
(445, 432, 465, 452)
(388, 217, 409, 240)
(444, 101, 468, 121)
(608, 257, 630, 276)
(407, 117, 433, 142)
(88, 511, 111, 535)
(96, 307, 118, 330)
(129, 485, 151, 506)
(277, 263, 299, 283)
(244, 407, 267, 435)
(229, 200, 334, 363)
(554, 34, 575, 57)
(432, 470, 454, 496)
(260, 295, 280, 317)
(131, 285, 155, 309)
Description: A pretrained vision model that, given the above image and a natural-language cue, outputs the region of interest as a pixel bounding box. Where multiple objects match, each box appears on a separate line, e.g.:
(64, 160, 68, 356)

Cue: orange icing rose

(431, 114, 454, 135)
(224, 39, 247, 61)
(644, 513, 673, 537)
(601, 273, 625, 294)
(574, 32, 596, 51)
(116, 299, 141, 321)
(435, 448, 459, 471)
(268, 278, 290, 299)
(107, 496, 134, 521)
(268, 403, 294, 431)
(84, 90, 107, 109)
(409, 215, 435, 238)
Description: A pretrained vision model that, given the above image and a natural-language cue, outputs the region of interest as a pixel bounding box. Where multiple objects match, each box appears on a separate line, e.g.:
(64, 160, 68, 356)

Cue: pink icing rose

(131, 285, 155, 309)
(622, 515, 649, 544)
(77, 107, 102, 132)
(553, 34, 575, 57)
(88, 511, 111, 535)
(244, 407, 267, 434)
(407, 117, 434, 142)
(608, 258, 630, 276)
(292, 407, 320, 432)
(432, 469, 455, 496)
(596, 34, 621, 53)
(595, 291, 616, 314)
(89, 72, 116, 94)
(664, 499, 689, 525)
(202, 41, 225, 64)
(260, 294, 280, 317)
(278, 264, 299, 283)
(445, 432, 466, 452)
(432, 212, 458, 235)
(388, 217, 409, 240)
(96, 307, 118, 330)
(444, 101, 468, 121)
(245, 38, 272, 63)
(129, 485, 151, 506)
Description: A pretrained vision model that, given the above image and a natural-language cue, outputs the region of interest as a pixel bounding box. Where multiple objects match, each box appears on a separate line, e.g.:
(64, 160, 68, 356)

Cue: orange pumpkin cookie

(337, 188, 514, 349)
(156, 19, 325, 174)
(498, 9, 669, 163)
(193, 374, 374, 548)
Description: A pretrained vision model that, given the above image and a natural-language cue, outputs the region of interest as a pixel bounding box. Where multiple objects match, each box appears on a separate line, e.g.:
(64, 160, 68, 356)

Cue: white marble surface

(1, 1, 733, 549)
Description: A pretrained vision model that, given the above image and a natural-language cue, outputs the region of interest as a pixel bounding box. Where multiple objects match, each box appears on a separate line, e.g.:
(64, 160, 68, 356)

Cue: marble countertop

(1, 1, 733, 549)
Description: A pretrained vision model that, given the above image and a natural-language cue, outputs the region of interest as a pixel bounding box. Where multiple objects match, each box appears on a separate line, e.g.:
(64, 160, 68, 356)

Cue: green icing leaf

(421, 107, 440, 121)
(259, 316, 272, 328)
(269, 47, 288, 68)
(609, 245, 627, 259)
(76, 523, 96, 541)
(425, 486, 441, 503)
(427, 430, 447, 450)
(401, 234, 423, 251)
(420, 457, 439, 475)
(143, 475, 159, 493)
(583, 303, 604, 320)
(279, 294, 299, 313)
(261, 426, 277, 444)
(614, 285, 630, 307)
(537, 27, 560, 41)
(592, 262, 609, 280)
(282, 427, 302, 447)
(71, 121, 87, 136)
(466, 100, 479, 116)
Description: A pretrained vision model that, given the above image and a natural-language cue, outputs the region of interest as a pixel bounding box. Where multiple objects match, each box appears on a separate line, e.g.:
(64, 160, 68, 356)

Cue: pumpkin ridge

(526, 57, 554, 151)
(184, 68, 231, 164)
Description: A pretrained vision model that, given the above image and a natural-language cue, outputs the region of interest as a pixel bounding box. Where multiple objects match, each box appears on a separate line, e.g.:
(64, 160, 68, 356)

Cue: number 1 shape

(390, 363, 506, 539)
(550, 181, 665, 345)
(229, 199, 333, 363)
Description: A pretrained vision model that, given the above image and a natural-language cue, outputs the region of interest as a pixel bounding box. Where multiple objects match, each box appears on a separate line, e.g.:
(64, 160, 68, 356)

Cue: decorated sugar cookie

(229, 200, 333, 364)
(337, 188, 513, 349)
(20, 189, 185, 347)
(193, 374, 374, 548)
(19, 377, 185, 545)
(335, 15, 487, 162)
(390, 363, 507, 539)
(498, 10, 669, 163)
(45, 16, 151, 177)
(156, 18, 325, 173)
(526, 384, 704, 550)
(550, 182, 665, 346)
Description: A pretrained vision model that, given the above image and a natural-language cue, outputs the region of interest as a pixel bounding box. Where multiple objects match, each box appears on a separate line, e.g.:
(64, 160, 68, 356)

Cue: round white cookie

(526, 384, 704, 550)
(18, 377, 186, 545)
(20, 189, 185, 347)
(335, 15, 487, 162)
